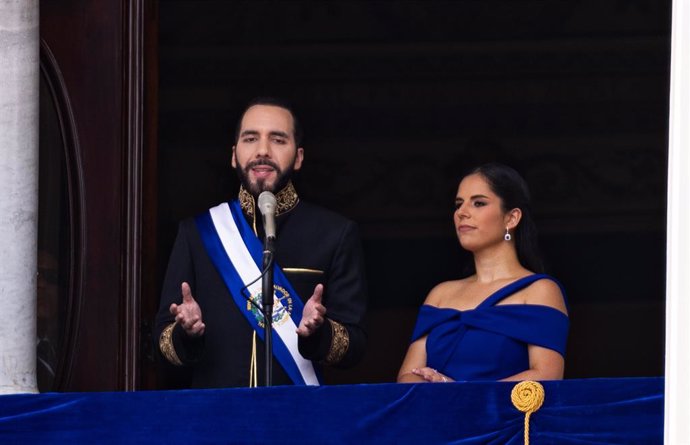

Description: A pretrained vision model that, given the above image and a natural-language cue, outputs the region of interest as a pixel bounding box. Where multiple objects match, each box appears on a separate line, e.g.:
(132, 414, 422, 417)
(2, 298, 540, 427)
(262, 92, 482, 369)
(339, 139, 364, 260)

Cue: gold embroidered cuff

(324, 319, 349, 365)
(159, 322, 184, 366)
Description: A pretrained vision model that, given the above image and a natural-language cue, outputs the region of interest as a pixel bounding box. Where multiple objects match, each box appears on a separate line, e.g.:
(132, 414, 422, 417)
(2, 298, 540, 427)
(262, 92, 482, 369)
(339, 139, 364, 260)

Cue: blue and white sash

(195, 201, 321, 386)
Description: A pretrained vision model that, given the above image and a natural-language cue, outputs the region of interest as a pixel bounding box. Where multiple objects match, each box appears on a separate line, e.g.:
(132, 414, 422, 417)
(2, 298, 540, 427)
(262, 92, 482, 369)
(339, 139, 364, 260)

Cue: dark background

(156, 0, 669, 383)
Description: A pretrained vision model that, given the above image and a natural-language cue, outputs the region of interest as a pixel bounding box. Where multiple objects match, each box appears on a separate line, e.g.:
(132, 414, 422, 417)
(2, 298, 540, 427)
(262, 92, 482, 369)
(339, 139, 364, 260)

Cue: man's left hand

(296, 284, 327, 337)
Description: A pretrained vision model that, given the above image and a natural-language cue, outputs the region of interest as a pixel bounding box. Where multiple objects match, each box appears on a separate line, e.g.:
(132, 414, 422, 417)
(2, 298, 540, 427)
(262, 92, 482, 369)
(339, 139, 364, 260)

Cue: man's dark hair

(234, 97, 303, 146)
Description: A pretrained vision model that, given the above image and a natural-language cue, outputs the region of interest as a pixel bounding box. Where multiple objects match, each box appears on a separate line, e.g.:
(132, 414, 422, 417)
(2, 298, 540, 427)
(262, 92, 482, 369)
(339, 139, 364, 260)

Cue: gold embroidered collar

(238, 182, 299, 218)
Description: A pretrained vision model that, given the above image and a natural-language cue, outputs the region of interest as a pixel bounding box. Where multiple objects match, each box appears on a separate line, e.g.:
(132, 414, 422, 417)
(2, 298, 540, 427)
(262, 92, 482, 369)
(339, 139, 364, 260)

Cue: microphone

(257, 191, 277, 240)
(257, 190, 277, 387)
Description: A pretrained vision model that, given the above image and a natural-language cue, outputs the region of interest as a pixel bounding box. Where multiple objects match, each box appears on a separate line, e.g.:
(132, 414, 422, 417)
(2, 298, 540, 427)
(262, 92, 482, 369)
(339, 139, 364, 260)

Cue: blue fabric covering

(411, 274, 569, 381)
(0, 378, 663, 444)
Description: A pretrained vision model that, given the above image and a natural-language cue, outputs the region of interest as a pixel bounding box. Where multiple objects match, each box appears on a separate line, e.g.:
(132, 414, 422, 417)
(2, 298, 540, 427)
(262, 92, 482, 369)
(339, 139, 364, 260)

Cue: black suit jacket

(155, 200, 368, 388)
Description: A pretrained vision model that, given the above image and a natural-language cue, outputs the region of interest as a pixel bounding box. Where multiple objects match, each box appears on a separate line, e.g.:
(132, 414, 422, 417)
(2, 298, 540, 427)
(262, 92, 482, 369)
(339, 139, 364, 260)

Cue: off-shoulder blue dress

(410, 274, 569, 381)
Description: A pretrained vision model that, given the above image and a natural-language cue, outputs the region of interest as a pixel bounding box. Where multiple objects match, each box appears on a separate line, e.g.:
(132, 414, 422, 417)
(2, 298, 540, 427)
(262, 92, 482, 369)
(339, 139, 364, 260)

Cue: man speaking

(155, 97, 368, 388)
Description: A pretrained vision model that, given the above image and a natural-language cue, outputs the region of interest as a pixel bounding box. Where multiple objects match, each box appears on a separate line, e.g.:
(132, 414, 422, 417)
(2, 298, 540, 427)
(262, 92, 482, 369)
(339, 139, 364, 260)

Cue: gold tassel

(511, 380, 545, 445)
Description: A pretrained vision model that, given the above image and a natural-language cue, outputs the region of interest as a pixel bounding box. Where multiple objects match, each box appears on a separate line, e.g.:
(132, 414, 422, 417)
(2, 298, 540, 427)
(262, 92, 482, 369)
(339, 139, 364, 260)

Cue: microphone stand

(261, 237, 275, 387)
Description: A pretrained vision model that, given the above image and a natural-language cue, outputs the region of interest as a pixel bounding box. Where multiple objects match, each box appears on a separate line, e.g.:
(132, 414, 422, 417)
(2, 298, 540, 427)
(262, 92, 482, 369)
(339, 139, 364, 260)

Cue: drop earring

(504, 228, 512, 241)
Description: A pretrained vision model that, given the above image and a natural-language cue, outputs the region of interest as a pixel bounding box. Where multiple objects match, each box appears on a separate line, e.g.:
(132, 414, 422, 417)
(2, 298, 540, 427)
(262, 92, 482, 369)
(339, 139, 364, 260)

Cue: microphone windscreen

(257, 191, 277, 216)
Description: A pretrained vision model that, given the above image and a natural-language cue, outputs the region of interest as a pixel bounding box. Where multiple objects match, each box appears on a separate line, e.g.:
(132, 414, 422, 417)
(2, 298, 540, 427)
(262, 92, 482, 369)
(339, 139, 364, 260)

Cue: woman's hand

(412, 367, 453, 383)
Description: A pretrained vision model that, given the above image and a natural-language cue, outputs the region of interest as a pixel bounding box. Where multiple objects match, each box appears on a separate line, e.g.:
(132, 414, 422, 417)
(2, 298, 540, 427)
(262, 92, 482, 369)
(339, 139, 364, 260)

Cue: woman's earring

(504, 228, 512, 241)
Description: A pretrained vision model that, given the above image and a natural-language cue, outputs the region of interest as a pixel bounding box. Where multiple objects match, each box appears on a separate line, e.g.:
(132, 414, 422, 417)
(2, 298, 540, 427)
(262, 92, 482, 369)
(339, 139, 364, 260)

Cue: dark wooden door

(39, 0, 158, 391)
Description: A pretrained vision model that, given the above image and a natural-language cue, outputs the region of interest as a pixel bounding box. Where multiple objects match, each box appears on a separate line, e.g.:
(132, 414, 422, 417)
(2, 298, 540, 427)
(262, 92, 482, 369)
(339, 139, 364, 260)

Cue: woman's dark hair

(468, 162, 544, 273)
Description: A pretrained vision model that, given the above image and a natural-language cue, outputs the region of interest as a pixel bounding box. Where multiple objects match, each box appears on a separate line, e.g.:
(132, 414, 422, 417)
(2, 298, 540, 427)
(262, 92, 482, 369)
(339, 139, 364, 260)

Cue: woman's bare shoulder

(423, 278, 472, 307)
(523, 278, 568, 315)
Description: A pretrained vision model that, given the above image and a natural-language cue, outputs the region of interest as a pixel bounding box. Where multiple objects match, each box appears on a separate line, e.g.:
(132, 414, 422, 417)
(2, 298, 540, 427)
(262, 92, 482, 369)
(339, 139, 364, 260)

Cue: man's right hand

(169, 282, 205, 337)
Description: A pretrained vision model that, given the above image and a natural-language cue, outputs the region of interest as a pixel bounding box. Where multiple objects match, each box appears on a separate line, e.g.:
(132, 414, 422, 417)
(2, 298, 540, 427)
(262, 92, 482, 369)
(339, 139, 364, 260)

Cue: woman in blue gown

(397, 163, 569, 383)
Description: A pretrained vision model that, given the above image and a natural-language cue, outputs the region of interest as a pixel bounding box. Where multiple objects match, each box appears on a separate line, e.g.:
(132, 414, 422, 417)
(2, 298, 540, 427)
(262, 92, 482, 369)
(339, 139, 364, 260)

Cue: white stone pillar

(665, 0, 690, 442)
(0, 0, 40, 394)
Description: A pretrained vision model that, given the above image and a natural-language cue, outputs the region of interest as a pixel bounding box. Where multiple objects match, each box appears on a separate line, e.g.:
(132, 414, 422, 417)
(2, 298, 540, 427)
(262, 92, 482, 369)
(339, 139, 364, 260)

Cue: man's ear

(294, 147, 305, 171)
(231, 146, 237, 168)
(506, 208, 523, 230)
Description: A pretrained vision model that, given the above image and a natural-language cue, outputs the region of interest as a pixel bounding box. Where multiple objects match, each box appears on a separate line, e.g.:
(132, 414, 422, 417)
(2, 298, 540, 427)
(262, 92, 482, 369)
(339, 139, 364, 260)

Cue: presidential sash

(195, 200, 321, 386)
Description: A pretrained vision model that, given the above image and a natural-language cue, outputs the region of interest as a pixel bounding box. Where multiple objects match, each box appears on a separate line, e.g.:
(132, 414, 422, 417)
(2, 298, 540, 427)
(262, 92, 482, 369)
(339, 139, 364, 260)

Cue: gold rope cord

(511, 381, 545, 445)
(249, 331, 258, 388)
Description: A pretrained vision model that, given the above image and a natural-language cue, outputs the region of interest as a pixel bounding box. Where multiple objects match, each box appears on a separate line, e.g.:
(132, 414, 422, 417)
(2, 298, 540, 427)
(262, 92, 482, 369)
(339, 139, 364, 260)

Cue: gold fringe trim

(511, 380, 545, 445)
(159, 322, 183, 366)
(324, 319, 349, 365)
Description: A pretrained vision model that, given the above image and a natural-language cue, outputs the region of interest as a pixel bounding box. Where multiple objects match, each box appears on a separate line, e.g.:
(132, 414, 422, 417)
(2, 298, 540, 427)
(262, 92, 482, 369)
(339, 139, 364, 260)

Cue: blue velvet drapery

(0, 377, 662, 444)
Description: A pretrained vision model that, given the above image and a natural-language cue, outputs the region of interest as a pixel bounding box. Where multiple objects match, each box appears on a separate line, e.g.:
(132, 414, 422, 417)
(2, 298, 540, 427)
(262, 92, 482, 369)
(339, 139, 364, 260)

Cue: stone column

(0, 0, 40, 394)
(666, 0, 690, 441)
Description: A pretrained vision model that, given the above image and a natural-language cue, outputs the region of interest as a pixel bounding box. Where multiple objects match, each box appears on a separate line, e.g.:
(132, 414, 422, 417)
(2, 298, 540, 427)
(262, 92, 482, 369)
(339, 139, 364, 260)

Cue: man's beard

(235, 157, 296, 197)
